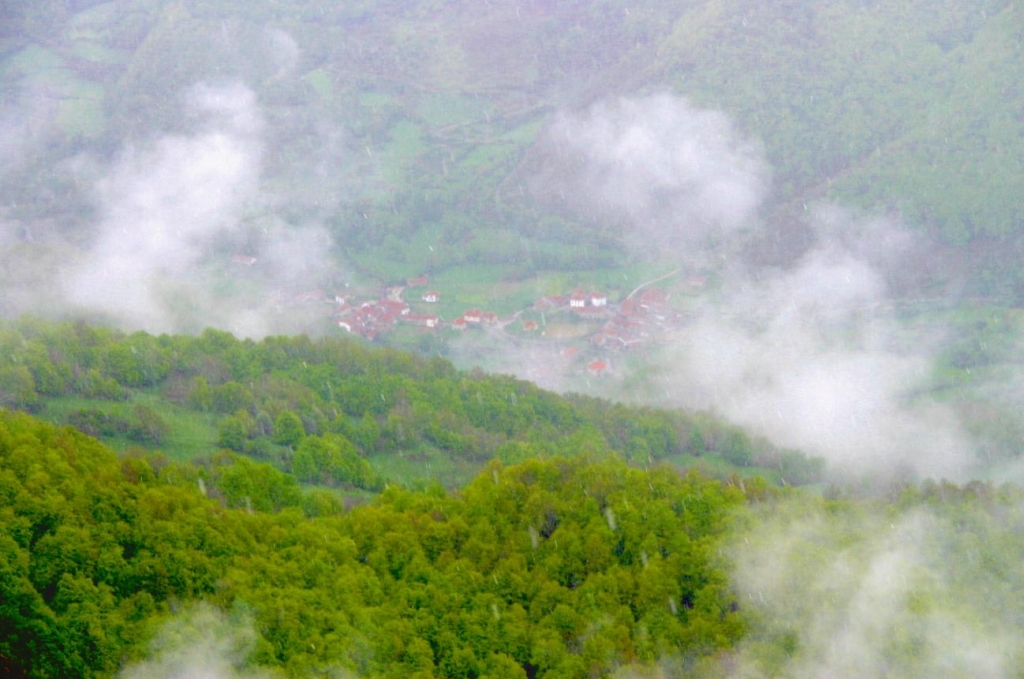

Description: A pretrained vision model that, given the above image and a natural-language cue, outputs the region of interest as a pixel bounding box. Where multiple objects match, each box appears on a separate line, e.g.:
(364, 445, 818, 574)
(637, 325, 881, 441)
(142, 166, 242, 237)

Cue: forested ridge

(0, 317, 823, 488)
(4, 406, 1024, 678)
(6, 1, 1024, 675)
(0, 408, 748, 678)
(2, 320, 1024, 677)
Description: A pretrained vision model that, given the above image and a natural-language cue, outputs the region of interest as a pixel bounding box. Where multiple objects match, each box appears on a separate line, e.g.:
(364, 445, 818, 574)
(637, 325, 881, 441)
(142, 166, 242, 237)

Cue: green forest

(5, 0, 1024, 677)
(1, 320, 1024, 678)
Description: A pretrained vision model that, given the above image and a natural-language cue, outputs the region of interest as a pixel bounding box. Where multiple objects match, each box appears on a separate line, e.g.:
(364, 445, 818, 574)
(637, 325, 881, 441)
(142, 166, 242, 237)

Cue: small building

(451, 317, 467, 330)
(590, 292, 608, 307)
(422, 291, 440, 303)
(463, 309, 482, 324)
(570, 289, 587, 308)
(522, 320, 538, 332)
(587, 359, 609, 376)
(481, 311, 498, 324)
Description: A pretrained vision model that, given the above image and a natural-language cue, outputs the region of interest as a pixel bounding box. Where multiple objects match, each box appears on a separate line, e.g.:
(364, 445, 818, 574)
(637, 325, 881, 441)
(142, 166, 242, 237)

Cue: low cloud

(265, 27, 300, 78)
(60, 82, 263, 332)
(0, 82, 59, 181)
(119, 604, 270, 679)
(56, 81, 341, 337)
(656, 208, 971, 480)
(527, 92, 972, 480)
(730, 501, 1024, 678)
(533, 93, 770, 252)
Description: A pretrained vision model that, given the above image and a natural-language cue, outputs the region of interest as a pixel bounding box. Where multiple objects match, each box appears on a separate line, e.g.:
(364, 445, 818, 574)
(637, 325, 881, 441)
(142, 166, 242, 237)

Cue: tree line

(0, 317, 826, 489)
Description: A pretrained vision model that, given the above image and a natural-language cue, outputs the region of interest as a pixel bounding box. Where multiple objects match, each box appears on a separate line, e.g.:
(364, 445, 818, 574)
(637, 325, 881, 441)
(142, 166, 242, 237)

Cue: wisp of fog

(729, 497, 1024, 679)
(536, 92, 972, 481)
(54, 80, 338, 337)
(534, 93, 769, 252)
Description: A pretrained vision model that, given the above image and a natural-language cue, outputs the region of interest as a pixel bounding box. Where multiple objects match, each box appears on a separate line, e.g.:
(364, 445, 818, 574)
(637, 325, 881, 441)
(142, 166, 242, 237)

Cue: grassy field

(41, 392, 220, 462)
(368, 444, 482, 489)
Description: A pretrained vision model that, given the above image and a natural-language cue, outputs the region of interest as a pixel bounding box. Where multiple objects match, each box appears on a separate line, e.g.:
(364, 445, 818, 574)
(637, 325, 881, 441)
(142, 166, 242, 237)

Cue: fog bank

(730, 498, 1024, 678)
(536, 93, 973, 480)
(533, 93, 770, 253)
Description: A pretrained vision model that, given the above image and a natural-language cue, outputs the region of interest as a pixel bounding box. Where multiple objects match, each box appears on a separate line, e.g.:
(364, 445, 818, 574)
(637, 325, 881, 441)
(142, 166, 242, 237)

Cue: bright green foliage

(129, 405, 169, 445)
(331, 434, 381, 489)
(217, 414, 248, 452)
(0, 410, 223, 677)
(0, 410, 748, 678)
(5, 406, 1024, 679)
(272, 410, 305, 447)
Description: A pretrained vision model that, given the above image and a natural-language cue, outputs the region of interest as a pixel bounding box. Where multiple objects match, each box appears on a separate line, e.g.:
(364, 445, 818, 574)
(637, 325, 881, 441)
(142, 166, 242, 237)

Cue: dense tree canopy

(0, 409, 748, 678)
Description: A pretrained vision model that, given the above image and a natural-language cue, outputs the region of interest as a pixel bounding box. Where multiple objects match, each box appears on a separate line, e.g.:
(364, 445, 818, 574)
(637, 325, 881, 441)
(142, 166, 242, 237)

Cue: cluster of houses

(328, 276, 507, 341)
(333, 280, 441, 341)
(531, 287, 683, 353)
(264, 268, 688, 380)
(334, 298, 437, 341)
(591, 288, 683, 351)
(450, 308, 499, 330)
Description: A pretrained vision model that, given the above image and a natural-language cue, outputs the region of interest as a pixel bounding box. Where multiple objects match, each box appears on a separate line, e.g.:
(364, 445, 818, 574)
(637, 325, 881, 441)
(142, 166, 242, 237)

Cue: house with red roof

(422, 291, 440, 303)
(587, 359, 609, 376)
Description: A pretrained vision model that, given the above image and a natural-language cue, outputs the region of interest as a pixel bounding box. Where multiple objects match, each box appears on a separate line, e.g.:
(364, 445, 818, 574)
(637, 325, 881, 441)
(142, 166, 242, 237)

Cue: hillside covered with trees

(5, 1, 1024, 676)
(0, 407, 749, 678)
(4, 403, 1024, 679)
(0, 317, 822, 489)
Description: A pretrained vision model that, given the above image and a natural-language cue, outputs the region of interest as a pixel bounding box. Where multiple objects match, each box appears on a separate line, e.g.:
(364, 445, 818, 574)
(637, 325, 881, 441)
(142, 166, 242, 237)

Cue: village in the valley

(244, 253, 699, 379)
